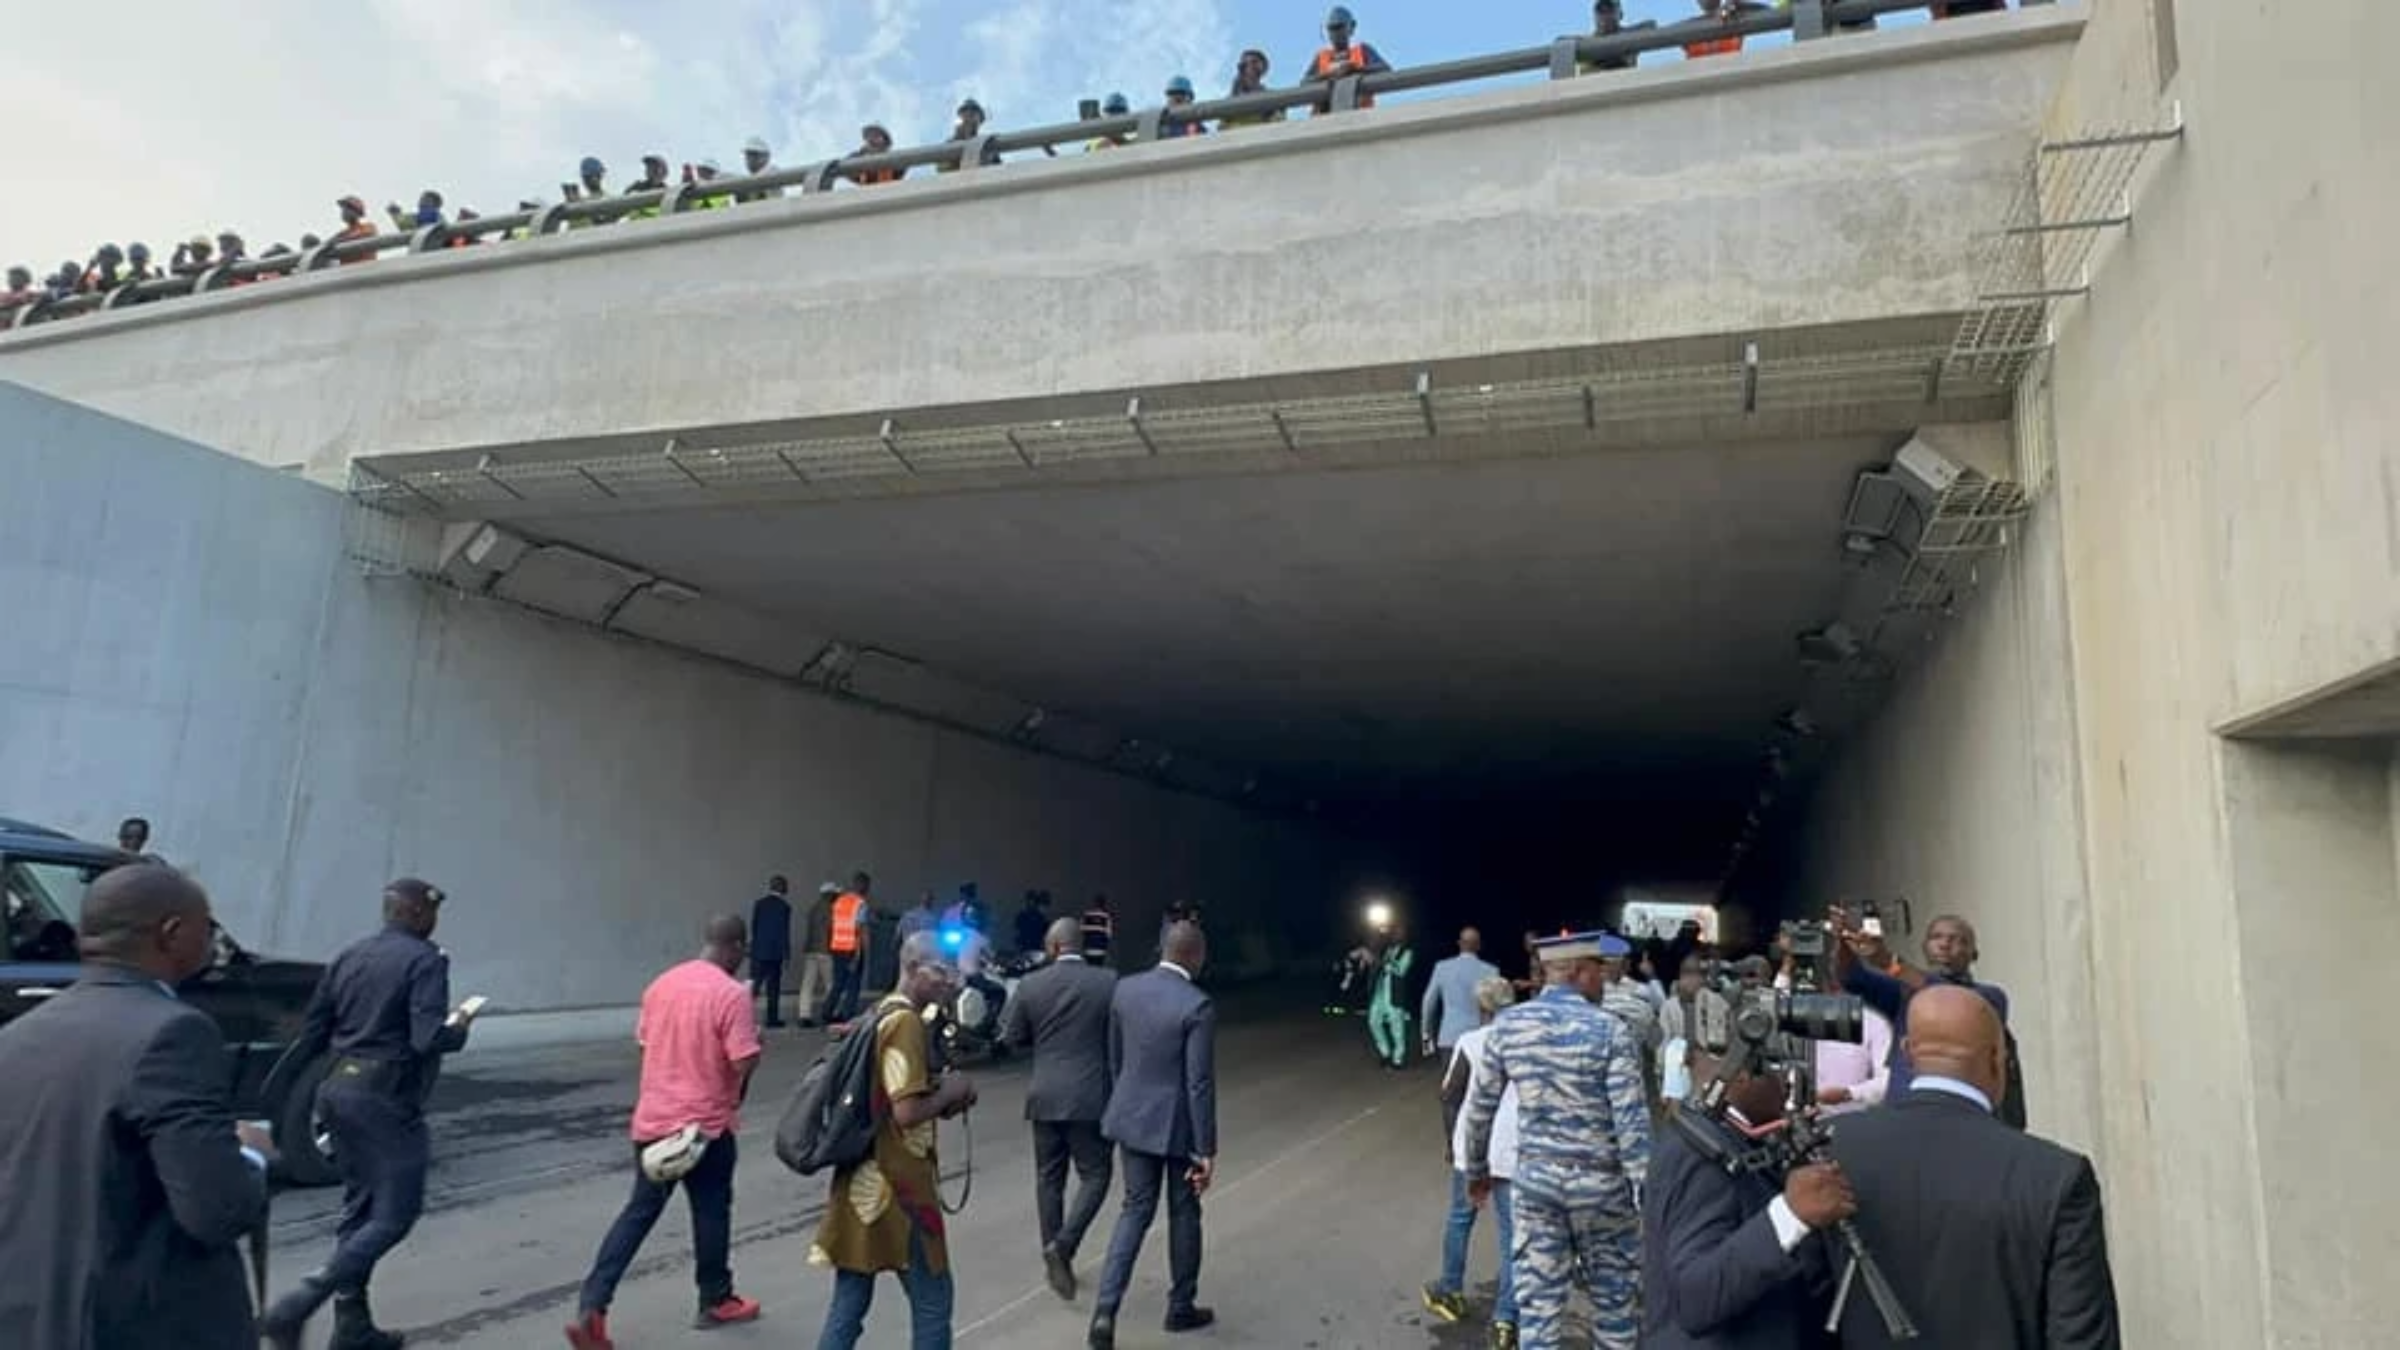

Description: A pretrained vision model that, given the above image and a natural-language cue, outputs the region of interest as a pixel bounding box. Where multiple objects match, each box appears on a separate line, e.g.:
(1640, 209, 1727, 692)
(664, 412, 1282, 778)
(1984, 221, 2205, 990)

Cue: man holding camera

(1830, 905, 2024, 1127)
(1640, 1035, 1849, 1349)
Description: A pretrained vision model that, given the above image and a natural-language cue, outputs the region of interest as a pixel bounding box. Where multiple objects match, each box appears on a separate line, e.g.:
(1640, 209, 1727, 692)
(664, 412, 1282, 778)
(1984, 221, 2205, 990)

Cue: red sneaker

(695, 1295, 762, 1330)
(563, 1310, 614, 1350)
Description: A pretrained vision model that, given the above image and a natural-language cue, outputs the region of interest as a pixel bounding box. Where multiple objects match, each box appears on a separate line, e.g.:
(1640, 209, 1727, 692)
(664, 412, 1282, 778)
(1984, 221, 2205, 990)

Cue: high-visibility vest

(830, 893, 866, 953)
(1314, 45, 1379, 107)
(1684, 34, 1742, 58)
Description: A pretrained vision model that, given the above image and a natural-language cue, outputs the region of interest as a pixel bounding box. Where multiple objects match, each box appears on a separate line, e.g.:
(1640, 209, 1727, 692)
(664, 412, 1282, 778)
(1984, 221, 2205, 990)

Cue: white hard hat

(743, 136, 772, 154)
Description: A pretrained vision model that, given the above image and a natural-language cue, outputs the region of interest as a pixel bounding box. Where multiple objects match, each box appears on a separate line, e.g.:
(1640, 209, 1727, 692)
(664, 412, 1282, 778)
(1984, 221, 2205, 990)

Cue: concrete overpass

(4, 3, 2397, 1346)
(0, 10, 2078, 482)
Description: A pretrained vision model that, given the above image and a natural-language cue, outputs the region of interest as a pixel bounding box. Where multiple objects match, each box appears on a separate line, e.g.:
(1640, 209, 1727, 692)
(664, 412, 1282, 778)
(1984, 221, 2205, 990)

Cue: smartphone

(448, 994, 491, 1026)
(1078, 97, 1102, 121)
(1860, 901, 1884, 938)
(561, 183, 579, 200)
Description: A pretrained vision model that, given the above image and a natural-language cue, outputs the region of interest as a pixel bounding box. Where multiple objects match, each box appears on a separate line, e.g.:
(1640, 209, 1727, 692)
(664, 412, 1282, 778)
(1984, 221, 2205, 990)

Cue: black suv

(0, 818, 340, 1184)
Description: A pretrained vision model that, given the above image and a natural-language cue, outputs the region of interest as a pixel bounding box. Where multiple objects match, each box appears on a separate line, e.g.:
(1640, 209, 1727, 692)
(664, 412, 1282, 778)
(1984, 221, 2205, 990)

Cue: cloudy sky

(2, 0, 1930, 271)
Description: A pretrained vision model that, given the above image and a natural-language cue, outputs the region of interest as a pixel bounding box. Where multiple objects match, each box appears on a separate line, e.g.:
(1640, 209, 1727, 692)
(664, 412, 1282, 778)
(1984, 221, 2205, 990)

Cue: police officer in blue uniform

(262, 878, 475, 1350)
(1463, 930, 1652, 1350)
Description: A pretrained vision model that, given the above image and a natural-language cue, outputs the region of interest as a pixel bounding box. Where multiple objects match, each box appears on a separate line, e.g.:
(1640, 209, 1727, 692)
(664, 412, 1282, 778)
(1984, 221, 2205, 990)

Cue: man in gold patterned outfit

(811, 931, 979, 1349)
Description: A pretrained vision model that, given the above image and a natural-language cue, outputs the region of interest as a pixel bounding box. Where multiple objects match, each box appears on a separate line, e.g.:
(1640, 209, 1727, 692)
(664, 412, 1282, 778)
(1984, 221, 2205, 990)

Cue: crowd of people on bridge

(3, 2, 2020, 326)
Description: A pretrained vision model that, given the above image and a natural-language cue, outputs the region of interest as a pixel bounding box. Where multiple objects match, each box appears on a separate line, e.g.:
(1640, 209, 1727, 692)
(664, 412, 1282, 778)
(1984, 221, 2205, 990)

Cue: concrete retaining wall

(0, 382, 1353, 1006)
(1815, 2, 2400, 1344)
(1797, 495, 2101, 1158)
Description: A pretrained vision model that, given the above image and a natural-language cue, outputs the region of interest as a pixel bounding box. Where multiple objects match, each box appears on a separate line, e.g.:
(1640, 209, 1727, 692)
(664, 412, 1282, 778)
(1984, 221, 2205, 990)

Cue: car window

(4, 857, 100, 961)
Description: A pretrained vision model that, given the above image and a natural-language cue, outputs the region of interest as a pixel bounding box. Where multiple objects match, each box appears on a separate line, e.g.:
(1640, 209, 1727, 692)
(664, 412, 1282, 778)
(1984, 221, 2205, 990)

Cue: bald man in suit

(1828, 986, 2119, 1348)
(0, 865, 271, 1350)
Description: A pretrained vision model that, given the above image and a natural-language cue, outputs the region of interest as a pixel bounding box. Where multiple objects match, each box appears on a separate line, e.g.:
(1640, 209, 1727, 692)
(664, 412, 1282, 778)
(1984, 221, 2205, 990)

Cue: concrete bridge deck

(0, 9, 2081, 484)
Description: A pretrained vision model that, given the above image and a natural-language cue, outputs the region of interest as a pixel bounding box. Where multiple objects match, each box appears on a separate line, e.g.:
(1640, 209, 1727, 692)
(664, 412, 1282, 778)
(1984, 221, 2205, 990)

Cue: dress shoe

(1164, 1305, 1217, 1332)
(1043, 1244, 1078, 1300)
(259, 1274, 335, 1350)
(1088, 1311, 1117, 1348)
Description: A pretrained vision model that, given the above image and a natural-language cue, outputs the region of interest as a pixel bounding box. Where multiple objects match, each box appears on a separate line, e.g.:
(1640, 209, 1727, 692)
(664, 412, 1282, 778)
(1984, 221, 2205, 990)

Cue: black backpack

(775, 1006, 897, 1175)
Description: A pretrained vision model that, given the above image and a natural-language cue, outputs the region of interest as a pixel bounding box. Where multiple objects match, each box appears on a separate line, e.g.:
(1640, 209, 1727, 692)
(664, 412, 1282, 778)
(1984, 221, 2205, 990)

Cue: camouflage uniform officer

(1463, 930, 1650, 1350)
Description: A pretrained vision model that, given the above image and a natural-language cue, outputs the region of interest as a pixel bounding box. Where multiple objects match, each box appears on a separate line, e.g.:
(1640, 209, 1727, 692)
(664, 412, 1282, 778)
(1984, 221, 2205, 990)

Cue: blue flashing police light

(941, 927, 965, 950)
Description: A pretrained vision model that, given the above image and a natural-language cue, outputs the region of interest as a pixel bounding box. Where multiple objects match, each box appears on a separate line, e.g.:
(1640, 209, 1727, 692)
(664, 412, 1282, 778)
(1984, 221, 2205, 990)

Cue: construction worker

(941, 98, 989, 172)
(1161, 76, 1206, 137)
(1305, 6, 1390, 109)
(385, 190, 445, 234)
(332, 197, 377, 246)
(1463, 931, 1650, 1350)
(1581, 0, 1645, 73)
(169, 236, 213, 278)
(848, 125, 903, 185)
(1085, 93, 1134, 151)
(626, 155, 672, 219)
(1683, 0, 1764, 59)
(737, 137, 783, 201)
(689, 159, 734, 210)
(2, 265, 35, 309)
(1219, 49, 1285, 128)
(818, 871, 873, 1024)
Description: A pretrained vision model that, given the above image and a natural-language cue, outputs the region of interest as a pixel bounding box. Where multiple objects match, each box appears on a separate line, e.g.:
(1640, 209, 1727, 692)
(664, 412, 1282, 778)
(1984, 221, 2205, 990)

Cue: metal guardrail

(5, 1, 2045, 332)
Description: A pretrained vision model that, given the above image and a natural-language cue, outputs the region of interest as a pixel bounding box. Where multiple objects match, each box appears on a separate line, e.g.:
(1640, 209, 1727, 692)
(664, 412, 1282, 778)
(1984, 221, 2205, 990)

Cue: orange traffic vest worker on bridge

(820, 872, 874, 1023)
(1308, 5, 1391, 110)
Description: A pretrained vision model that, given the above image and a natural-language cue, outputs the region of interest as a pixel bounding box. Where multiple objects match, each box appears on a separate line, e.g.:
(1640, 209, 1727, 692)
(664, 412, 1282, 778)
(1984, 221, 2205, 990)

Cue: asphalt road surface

(263, 986, 1568, 1350)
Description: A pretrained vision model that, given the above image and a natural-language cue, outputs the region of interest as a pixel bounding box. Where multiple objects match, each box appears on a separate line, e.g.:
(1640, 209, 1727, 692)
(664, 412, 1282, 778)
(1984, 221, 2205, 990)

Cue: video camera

(1678, 939, 1917, 1338)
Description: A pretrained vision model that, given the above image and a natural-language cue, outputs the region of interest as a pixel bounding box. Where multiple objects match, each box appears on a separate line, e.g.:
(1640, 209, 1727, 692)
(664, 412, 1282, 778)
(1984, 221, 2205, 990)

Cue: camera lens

(1778, 991, 1863, 1044)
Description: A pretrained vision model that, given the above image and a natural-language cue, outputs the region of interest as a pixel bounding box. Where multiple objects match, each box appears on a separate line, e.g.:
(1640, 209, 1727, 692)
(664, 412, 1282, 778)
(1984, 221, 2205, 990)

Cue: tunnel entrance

(387, 416, 2026, 959)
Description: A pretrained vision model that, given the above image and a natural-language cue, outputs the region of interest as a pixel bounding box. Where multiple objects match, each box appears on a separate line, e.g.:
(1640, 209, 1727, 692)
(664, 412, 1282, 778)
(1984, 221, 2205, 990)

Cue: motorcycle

(935, 938, 1048, 1065)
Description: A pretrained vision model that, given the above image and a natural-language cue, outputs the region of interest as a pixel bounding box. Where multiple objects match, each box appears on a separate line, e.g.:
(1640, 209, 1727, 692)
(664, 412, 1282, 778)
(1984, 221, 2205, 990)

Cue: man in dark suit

(1641, 1036, 1849, 1349)
(1088, 920, 1217, 1349)
(749, 874, 794, 1028)
(1002, 915, 1121, 1301)
(1828, 985, 2119, 1349)
(0, 864, 273, 1350)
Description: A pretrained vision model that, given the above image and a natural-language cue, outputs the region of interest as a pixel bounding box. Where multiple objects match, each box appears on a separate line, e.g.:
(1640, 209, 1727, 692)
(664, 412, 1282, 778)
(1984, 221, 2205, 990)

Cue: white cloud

(0, 0, 1234, 272)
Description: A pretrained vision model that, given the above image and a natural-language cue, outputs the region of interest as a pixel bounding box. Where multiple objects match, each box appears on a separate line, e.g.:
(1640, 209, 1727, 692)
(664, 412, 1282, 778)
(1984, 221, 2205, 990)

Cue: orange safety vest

(1313, 45, 1379, 107)
(830, 892, 866, 953)
(1684, 34, 1742, 58)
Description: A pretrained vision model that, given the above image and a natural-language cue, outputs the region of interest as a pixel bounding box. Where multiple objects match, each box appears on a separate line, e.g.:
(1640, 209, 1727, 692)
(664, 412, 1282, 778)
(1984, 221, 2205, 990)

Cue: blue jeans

(1436, 1171, 1516, 1323)
(816, 1222, 953, 1350)
(578, 1132, 739, 1314)
(821, 952, 865, 1023)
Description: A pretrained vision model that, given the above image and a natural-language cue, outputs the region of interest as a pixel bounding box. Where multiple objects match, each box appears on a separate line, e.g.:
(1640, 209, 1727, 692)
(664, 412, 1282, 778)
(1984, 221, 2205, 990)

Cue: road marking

(955, 1100, 1386, 1337)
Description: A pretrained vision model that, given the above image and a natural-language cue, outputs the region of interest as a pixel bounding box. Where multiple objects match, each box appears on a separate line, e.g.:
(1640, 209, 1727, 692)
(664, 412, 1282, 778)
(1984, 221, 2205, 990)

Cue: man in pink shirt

(1814, 1003, 1894, 1116)
(565, 916, 765, 1349)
